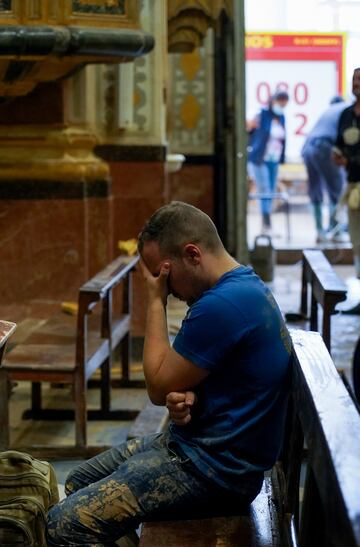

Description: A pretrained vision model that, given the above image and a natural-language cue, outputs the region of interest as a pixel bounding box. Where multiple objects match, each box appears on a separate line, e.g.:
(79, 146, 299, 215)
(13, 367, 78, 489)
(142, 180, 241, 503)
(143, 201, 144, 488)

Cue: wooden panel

(140, 478, 280, 547)
(0, 0, 21, 24)
(63, 0, 139, 29)
(291, 329, 360, 547)
(4, 343, 76, 372)
(303, 250, 347, 295)
(80, 254, 139, 297)
(0, 320, 16, 348)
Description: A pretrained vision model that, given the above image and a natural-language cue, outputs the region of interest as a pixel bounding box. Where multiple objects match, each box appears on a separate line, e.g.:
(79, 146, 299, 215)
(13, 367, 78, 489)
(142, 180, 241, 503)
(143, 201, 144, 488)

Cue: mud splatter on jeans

(46, 433, 262, 546)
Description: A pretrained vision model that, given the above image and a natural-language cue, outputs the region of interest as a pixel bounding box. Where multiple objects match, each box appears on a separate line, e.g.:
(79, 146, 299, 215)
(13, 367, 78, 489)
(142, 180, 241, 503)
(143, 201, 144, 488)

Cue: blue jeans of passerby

(248, 161, 279, 215)
(302, 138, 345, 205)
(46, 432, 263, 546)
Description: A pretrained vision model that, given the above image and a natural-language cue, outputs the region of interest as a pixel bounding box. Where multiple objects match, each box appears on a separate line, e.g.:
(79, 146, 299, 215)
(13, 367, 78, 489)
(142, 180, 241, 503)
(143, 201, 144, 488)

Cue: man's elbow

(146, 384, 167, 406)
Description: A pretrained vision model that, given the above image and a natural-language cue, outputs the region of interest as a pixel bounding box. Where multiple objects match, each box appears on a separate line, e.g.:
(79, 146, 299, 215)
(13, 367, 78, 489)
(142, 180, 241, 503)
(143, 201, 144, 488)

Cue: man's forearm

(143, 296, 171, 404)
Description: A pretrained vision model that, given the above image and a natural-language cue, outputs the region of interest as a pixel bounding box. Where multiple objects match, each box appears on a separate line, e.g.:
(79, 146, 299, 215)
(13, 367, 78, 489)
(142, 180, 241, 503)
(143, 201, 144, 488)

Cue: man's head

(352, 68, 360, 100)
(138, 202, 225, 305)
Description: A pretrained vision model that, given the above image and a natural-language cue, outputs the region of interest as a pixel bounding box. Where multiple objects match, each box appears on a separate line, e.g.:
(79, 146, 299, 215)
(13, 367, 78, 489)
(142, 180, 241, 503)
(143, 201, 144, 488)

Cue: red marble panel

(86, 196, 114, 278)
(109, 160, 168, 336)
(168, 164, 214, 217)
(0, 196, 113, 304)
(0, 160, 170, 337)
(109, 162, 167, 198)
(0, 199, 85, 303)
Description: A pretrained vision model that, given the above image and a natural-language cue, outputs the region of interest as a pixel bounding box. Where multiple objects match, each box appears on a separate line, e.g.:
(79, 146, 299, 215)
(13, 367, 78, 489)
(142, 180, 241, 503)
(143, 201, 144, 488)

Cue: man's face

(141, 240, 205, 306)
(352, 70, 360, 99)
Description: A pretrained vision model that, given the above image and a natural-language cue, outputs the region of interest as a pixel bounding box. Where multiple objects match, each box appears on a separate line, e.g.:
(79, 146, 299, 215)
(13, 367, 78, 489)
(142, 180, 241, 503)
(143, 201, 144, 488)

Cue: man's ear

(183, 244, 201, 264)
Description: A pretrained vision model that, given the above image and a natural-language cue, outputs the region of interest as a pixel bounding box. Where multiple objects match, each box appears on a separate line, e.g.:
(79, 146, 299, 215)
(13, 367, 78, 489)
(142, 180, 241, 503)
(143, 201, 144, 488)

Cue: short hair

(138, 201, 224, 257)
(272, 90, 289, 102)
(330, 95, 344, 104)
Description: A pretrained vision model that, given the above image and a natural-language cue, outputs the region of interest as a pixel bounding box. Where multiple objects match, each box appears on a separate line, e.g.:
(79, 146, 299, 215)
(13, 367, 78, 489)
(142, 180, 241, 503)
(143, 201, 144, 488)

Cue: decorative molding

(169, 32, 214, 155)
(0, 24, 154, 97)
(0, 179, 111, 199)
(72, 1, 126, 15)
(167, 0, 232, 53)
(0, 1, 139, 27)
(95, 144, 167, 162)
(98, 0, 167, 146)
(0, 126, 110, 183)
(0, 1, 11, 11)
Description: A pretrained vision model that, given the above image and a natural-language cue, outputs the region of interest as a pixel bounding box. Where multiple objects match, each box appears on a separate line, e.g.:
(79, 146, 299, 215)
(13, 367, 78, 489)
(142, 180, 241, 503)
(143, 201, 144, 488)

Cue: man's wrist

(148, 293, 167, 309)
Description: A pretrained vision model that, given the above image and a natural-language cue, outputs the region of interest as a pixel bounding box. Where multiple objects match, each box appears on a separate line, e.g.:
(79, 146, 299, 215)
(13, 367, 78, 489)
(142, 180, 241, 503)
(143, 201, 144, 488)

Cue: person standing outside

(247, 90, 289, 233)
(333, 68, 360, 314)
(334, 70, 360, 270)
(302, 96, 348, 243)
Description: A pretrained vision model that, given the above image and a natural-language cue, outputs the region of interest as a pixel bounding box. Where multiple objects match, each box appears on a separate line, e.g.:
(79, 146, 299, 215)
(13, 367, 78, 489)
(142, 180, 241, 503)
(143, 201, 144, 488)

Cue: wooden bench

(0, 255, 139, 458)
(0, 320, 16, 369)
(140, 330, 360, 547)
(353, 335, 360, 405)
(286, 250, 347, 353)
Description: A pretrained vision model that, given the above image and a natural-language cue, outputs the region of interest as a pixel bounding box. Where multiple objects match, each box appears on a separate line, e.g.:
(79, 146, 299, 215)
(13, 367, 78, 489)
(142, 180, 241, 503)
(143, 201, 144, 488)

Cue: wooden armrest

(0, 321, 16, 350)
(302, 250, 347, 296)
(80, 255, 139, 299)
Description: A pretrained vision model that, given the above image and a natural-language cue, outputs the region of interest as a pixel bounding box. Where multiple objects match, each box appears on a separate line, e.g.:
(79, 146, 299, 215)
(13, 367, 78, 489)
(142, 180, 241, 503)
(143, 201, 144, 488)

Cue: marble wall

(0, 193, 113, 304)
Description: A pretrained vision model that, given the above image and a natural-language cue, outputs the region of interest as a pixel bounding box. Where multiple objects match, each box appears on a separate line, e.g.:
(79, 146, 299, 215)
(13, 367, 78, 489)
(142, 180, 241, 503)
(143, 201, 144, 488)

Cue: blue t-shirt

(170, 266, 291, 493)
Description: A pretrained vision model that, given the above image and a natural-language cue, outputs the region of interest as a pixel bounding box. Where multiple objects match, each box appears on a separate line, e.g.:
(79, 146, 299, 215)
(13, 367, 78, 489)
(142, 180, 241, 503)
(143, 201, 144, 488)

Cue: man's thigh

(65, 433, 164, 495)
(47, 439, 217, 546)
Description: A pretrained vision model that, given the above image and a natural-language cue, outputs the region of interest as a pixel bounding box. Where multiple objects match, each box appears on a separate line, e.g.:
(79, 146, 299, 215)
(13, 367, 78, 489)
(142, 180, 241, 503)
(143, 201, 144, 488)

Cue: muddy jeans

(46, 432, 263, 547)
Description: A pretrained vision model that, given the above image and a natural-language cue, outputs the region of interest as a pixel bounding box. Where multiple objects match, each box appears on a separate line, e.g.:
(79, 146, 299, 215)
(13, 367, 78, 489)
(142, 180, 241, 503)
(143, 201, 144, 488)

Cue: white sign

(246, 60, 338, 162)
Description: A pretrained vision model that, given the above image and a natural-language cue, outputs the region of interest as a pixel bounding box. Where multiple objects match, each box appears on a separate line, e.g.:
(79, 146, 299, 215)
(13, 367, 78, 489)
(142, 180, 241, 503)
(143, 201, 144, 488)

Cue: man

(334, 68, 360, 314)
(47, 202, 291, 546)
(302, 96, 348, 243)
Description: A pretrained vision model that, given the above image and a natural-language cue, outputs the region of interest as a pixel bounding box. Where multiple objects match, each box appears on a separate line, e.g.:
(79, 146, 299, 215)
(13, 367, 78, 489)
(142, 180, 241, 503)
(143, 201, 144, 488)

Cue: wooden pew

(287, 250, 347, 353)
(0, 321, 16, 448)
(353, 335, 360, 405)
(140, 330, 360, 547)
(0, 255, 139, 458)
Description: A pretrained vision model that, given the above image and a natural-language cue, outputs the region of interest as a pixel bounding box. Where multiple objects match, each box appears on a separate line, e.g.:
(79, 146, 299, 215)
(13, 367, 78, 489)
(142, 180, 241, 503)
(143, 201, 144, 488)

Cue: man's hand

(332, 150, 347, 167)
(166, 391, 197, 426)
(139, 258, 170, 305)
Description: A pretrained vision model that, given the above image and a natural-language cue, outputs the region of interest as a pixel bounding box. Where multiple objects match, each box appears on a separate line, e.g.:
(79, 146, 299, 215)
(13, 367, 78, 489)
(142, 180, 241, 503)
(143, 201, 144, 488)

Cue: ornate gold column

(0, 0, 153, 186)
(0, 0, 154, 305)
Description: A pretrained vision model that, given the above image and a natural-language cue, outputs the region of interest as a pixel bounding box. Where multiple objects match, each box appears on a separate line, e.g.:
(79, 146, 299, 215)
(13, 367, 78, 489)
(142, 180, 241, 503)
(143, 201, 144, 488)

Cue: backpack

(0, 450, 59, 546)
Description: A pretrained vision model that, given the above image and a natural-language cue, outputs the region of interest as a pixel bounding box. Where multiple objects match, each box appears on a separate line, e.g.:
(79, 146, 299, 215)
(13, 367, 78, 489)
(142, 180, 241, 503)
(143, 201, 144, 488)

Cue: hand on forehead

(141, 240, 171, 276)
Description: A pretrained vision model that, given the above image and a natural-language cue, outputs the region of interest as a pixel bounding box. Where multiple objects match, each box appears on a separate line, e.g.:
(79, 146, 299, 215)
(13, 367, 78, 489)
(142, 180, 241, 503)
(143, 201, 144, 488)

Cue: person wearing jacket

(247, 90, 289, 232)
(333, 68, 360, 314)
(302, 96, 348, 243)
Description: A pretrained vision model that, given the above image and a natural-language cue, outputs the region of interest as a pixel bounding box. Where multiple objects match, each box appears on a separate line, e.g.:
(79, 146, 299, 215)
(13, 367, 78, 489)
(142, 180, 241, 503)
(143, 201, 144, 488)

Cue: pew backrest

(281, 330, 360, 547)
(301, 250, 347, 352)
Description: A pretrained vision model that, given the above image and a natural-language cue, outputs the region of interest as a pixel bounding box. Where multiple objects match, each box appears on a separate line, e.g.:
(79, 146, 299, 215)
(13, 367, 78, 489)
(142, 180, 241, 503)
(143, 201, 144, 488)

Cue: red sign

(245, 33, 346, 160)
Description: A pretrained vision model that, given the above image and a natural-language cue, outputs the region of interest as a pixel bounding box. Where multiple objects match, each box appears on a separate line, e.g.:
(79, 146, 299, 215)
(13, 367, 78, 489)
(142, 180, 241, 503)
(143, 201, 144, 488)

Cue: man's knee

(47, 481, 143, 545)
(64, 468, 80, 496)
(46, 500, 75, 545)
